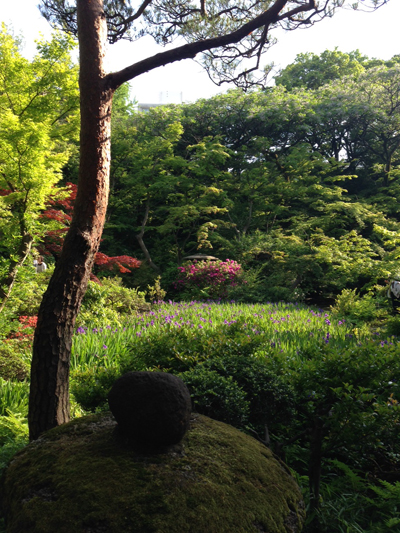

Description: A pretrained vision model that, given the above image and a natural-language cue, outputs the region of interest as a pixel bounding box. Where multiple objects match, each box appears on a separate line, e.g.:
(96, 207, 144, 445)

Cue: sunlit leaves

(0, 26, 79, 302)
(275, 49, 367, 91)
(108, 106, 231, 260)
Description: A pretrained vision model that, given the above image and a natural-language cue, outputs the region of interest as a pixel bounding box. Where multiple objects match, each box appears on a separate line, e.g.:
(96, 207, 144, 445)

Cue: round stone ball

(108, 371, 192, 451)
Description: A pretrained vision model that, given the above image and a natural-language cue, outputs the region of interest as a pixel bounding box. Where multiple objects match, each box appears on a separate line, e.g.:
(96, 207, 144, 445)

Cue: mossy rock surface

(1, 413, 305, 533)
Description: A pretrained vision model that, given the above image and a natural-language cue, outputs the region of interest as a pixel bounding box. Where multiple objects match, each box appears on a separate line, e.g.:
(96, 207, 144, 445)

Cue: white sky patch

(1, 0, 399, 103)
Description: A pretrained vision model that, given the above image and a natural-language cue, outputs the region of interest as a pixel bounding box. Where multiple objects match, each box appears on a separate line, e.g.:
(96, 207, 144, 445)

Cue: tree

(29, 0, 390, 440)
(109, 106, 185, 271)
(358, 66, 400, 187)
(274, 48, 367, 91)
(108, 104, 232, 269)
(0, 26, 79, 313)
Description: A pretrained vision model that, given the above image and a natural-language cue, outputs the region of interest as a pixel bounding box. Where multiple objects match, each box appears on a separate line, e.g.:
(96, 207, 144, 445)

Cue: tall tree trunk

(136, 198, 161, 273)
(383, 156, 392, 187)
(28, 0, 115, 440)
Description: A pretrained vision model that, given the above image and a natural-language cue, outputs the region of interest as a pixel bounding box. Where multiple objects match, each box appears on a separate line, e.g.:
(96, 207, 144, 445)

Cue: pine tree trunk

(28, 0, 115, 440)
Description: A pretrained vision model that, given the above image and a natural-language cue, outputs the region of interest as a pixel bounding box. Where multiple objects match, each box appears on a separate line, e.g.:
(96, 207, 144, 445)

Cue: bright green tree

(0, 26, 79, 311)
(274, 48, 367, 91)
(109, 106, 230, 267)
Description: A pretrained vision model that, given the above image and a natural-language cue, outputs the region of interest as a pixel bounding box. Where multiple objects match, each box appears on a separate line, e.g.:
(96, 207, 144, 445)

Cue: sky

(1, 0, 399, 104)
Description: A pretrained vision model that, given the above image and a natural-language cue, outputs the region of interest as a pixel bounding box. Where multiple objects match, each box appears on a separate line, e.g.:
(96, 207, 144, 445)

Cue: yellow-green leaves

(0, 26, 79, 304)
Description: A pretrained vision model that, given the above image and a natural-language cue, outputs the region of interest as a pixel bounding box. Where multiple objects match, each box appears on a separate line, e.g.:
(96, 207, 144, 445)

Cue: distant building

(137, 91, 183, 112)
(137, 102, 166, 113)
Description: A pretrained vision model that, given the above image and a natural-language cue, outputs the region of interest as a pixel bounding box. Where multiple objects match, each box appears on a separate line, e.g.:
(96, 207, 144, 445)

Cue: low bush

(224, 265, 265, 303)
(384, 316, 400, 336)
(179, 366, 250, 427)
(120, 328, 199, 374)
(202, 354, 295, 436)
(330, 288, 381, 323)
(0, 345, 29, 381)
(120, 321, 273, 376)
(174, 259, 244, 299)
(4, 264, 53, 319)
(76, 277, 149, 328)
(70, 366, 121, 412)
(145, 275, 166, 303)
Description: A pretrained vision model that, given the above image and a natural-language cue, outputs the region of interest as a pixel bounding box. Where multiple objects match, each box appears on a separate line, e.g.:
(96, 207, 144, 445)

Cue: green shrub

(330, 288, 378, 322)
(158, 261, 181, 297)
(120, 323, 272, 375)
(146, 276, 166, 303)
(0, 310, 14, 340)
(276, 340, 400, 525)
(5, 263, 53, 318)
(0, 411, 28, 474)
(225, 266, 265, 303)
(384, 316, 400, 337)
(76, 277, 149, 328)
(179, 366, 250, 427)
(121, 329, 209, 374)
(75, 305, 122, 329)
(100, 277, 149, 314)
(203, 354, 295, 436)
(0, 345, 29, 381)
(70, 366, 121, 412)
(263, 284, 300, 303)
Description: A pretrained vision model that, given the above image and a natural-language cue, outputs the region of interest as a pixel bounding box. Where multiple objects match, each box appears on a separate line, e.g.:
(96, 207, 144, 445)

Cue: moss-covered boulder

(1, 413, 305, 533)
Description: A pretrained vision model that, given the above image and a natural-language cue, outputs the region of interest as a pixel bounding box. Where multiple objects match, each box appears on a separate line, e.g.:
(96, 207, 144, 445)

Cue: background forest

(2, 28, 400, 533)
(103, 49, 400, 308)
(3, 33, 400, 310)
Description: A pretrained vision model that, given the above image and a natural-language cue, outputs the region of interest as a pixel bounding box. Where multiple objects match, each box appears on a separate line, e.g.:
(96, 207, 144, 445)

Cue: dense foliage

(96, 51, 400, 307)
(2, 43, 400, 532)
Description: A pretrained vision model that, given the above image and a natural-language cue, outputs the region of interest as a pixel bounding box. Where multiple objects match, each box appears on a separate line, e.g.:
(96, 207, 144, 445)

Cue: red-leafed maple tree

(39, 182, 141, 279)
